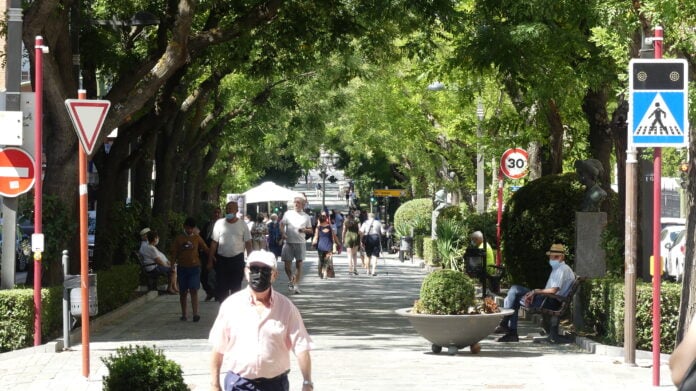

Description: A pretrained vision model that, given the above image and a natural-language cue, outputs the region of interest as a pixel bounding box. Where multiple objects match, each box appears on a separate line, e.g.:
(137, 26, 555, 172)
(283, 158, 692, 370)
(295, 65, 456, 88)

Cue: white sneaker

(293, 286, 302, 294)
(288, 283, 294, 292)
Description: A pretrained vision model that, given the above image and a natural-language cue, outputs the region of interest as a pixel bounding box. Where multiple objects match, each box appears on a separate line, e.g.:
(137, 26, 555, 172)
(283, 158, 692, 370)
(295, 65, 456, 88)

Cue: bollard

(62, 250, 70, 349)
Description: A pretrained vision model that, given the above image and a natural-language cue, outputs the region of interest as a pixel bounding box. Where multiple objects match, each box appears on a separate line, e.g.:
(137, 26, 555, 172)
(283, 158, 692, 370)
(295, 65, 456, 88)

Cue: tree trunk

(91, 139, 130, 269)
(544, 99, 565, 176)
(677, 133, 696, 344)
(527, 141, 543, 180)
(582, 89, 612, 188)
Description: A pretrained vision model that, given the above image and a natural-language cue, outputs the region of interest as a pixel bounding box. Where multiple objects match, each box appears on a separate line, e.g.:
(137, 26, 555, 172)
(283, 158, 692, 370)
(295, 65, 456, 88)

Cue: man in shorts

(280, 196, 312, 294)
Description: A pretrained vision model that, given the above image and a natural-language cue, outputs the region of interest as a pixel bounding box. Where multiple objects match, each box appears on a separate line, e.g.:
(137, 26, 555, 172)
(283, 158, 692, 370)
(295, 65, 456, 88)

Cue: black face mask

(249, 266, 273, 292)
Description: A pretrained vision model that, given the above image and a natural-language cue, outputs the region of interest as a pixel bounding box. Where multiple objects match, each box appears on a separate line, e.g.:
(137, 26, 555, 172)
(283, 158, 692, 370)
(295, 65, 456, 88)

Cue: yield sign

(65, 99, 111, 156)
(0, 147, 36, 197)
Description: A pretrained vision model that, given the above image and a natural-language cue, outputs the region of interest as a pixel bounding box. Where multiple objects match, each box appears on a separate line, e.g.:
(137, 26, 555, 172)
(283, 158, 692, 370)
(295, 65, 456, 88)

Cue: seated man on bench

(495, 243, 575, 342)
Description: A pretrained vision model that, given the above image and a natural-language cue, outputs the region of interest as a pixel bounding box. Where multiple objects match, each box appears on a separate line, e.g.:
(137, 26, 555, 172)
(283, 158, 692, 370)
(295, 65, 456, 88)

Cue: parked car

(88, 210, 96, 262)
(661, 224, 685, 275)
(0, 221, 32, 272)
(666, 229, 687, 282)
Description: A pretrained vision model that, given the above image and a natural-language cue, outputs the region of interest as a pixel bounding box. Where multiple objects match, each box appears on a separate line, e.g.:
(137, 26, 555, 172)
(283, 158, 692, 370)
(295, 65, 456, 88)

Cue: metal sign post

(628, 26, 689, 386)
(64, 92, 110, 378)
(497, 148, 529, 266)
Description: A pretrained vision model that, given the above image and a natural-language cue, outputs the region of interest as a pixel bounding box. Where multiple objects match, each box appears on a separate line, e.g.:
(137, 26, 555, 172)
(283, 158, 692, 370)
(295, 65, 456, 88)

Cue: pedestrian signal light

(649, 255, 663, 277)
(679, 162, 689, 172)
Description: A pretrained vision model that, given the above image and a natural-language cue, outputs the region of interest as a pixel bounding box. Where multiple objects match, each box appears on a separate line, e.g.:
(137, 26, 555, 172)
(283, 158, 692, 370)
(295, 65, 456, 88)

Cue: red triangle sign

(65, 99, 111, 156)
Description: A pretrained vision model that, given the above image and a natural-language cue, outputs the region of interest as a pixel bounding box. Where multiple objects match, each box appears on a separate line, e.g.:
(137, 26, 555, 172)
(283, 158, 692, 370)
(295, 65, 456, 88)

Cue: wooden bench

(134, 251, 161, 291)
(523, 275, 584, 343)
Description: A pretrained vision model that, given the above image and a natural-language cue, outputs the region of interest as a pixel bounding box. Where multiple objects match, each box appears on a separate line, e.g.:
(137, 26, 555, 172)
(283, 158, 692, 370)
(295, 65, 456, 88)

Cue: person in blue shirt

(495, 243, 575, 342)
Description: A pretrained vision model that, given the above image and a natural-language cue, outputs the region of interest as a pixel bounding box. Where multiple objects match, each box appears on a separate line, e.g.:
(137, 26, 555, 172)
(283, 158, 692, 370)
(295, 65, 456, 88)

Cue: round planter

(395, 307, 514, 355)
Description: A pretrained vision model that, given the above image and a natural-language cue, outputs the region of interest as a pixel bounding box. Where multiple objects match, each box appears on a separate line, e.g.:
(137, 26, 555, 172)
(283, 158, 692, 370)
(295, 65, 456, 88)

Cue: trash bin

(400, 236, 413, 251)
(66, 273, 98, 317)
(399, 236, 413, 262)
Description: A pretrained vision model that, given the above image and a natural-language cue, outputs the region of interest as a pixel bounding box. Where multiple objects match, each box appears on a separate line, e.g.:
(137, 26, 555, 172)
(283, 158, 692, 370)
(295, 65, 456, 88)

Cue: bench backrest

(543, 275, 583, 317)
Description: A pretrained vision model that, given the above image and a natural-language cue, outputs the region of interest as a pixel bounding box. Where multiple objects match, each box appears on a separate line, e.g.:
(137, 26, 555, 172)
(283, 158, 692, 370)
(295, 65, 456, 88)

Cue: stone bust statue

(431, 189, 448, 239)
(574, 159, 607, 212)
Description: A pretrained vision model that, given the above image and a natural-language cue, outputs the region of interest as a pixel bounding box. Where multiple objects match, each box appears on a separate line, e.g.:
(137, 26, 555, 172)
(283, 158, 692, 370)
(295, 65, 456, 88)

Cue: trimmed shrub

(414, 234, 424, 258)
(579, 278, 679, 353)
(464, 211, 498, 249)
(0, 286, 62, 352)
(501, 173, 584, 288)
(413, 269, 475, 315)
(0, 263, 139, 352)
(393, 198, 432, 238)
(422, 237, 436, 265)
(96, 264, 140, 315)
(501, 173, 621, 288)
(102, 345, 188, 390)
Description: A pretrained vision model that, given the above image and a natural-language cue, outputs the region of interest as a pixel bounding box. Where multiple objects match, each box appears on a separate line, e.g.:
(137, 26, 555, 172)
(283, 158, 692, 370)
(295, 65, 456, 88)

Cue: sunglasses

(249, 265, 273, 273)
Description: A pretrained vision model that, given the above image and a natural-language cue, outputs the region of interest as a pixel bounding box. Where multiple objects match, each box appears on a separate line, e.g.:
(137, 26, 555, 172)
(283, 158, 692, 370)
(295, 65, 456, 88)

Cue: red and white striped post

(33, 35, 46, 346)
(650, 25, 664, 387)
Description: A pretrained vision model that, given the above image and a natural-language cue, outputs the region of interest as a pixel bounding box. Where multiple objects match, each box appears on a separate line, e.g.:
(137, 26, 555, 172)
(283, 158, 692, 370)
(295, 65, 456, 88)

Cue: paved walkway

(0, 251, 677, 390)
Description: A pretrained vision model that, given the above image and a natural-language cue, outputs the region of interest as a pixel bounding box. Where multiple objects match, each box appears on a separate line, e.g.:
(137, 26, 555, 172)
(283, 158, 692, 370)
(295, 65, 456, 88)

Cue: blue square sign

(629, 59, 689, 148)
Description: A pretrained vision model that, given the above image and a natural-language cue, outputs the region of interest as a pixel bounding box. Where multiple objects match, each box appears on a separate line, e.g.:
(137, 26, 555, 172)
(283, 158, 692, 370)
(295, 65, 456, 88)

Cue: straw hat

(546, 243, 567, 255)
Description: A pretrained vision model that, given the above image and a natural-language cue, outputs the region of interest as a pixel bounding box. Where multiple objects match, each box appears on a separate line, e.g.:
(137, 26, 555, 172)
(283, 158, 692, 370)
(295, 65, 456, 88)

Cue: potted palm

(396, 269, 513, 355)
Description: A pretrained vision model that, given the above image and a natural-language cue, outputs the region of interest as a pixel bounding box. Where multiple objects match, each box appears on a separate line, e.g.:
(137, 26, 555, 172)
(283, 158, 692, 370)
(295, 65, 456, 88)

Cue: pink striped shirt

(209, 287, 314, 379)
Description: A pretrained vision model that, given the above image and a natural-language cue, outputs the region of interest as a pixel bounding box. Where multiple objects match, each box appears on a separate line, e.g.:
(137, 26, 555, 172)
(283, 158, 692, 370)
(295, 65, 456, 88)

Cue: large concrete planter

(396, 307, 514, 355)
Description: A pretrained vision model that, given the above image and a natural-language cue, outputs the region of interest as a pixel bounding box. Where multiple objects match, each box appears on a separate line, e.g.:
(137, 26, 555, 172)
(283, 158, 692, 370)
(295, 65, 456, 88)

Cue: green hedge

(96, 264, 140, 315)
(422, 237, 436, 265)
(393, 198, 432, 238)
(0, 286, 62, 352)
(0, 263, 141, 352)
(579, 278, 680, 353)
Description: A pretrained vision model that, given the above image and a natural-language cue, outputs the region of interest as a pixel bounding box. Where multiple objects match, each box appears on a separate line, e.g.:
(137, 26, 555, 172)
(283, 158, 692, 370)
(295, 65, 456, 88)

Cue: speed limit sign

(500, 148, 529, 179)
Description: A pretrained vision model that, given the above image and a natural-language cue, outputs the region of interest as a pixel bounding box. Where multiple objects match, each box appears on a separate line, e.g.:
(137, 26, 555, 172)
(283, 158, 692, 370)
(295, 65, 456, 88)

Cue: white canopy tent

(242, 181, 303, 215)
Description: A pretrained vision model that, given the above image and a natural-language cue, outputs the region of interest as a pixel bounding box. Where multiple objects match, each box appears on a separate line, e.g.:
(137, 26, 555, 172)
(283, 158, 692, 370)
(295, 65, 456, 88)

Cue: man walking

(208, 201, 252, 302)
(209, 250, 314, 391)
(280, 196, 312, 294)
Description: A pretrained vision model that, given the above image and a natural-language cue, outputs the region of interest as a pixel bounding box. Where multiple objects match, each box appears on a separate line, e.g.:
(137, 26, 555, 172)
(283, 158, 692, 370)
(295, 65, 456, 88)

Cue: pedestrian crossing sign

(629, 59, 688, 148)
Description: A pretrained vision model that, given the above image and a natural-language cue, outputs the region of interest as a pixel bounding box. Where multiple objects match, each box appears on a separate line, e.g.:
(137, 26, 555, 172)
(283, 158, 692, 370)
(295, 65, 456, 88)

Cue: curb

(63, 290, 160, 349)
(3, 290, 161, 356)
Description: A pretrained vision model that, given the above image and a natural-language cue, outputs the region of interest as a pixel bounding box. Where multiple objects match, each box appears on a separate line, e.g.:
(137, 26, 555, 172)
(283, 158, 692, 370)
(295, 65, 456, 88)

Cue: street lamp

(318, 152, 337, 211)
(476, 100, 485, 214)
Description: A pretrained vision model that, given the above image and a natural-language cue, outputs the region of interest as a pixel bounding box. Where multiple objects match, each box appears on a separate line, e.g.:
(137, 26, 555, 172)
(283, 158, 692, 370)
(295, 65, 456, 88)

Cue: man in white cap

(209, 250, 314, 391)
(138, 227, 151, 258)
(495, 243, 575, 342)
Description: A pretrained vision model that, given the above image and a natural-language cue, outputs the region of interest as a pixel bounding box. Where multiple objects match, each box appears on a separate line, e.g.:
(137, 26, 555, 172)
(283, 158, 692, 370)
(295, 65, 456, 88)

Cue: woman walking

(266, 213, 283, 260)
(342, 214, 360, 275)
(312, 214, 338, 279)
(250, 214, 268, 250)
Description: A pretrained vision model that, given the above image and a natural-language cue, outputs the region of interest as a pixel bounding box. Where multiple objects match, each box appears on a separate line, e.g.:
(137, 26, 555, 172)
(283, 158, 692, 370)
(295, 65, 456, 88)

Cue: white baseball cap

(139, 227, 151, 236)
(246, 250, 276, 268)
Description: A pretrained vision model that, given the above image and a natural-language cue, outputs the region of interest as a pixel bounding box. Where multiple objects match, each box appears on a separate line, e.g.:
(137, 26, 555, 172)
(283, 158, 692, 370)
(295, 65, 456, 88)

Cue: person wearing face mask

(494, 243, 575, 342)
(171, 217, 209, 322)
(141, 230, 178, 294)
(209, 250, 314, 391)
(209, 201, 253, 302)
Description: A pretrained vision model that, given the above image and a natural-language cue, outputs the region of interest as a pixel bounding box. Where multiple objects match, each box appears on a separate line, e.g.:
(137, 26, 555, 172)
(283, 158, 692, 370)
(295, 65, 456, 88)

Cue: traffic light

(370, 196, 376, 203)
(679, 161, 689, 189)
(328, 175, 337, 183)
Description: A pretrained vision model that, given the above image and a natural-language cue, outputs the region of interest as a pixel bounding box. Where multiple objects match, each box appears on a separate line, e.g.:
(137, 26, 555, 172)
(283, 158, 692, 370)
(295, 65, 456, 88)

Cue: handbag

(679, 358, 696, 391)
(361, 221, 374, 246)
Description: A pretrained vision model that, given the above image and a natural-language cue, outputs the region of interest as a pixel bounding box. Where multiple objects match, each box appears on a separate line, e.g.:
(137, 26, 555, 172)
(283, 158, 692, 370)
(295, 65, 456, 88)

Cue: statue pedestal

(573, 212, 607, 329)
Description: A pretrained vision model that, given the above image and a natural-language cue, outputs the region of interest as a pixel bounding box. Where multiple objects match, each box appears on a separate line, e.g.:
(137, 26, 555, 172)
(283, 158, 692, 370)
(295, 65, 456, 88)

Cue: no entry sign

(0, 147, 36, 197)
(500, 148, 529, 179)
